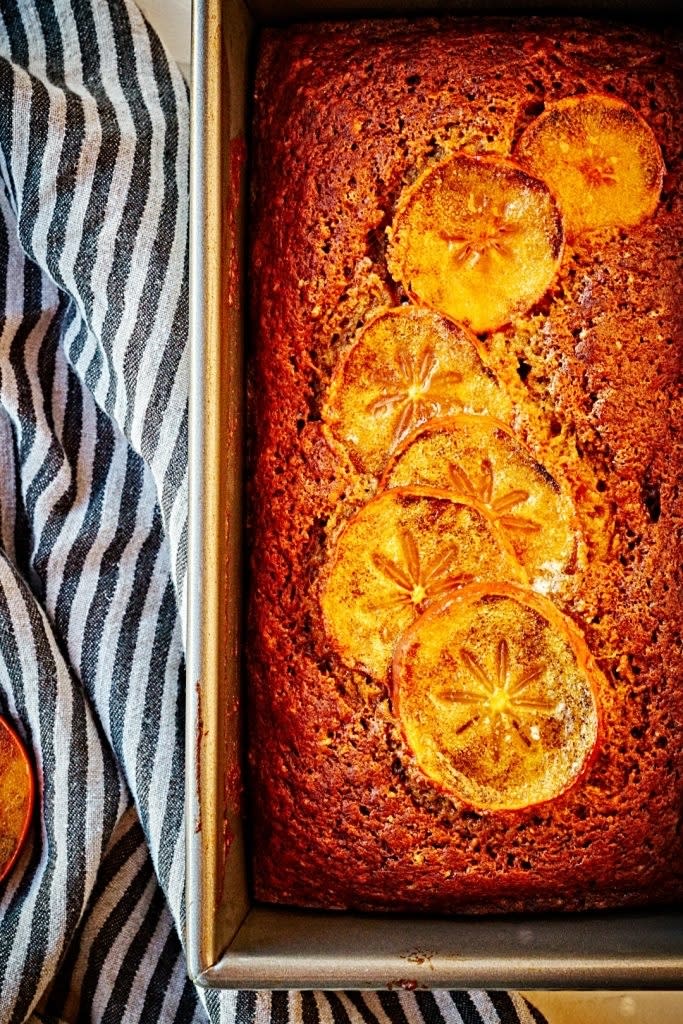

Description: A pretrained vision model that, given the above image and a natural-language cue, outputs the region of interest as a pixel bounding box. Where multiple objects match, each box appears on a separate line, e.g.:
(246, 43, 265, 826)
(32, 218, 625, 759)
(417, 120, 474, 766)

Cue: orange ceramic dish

(0, 716, 35, 883)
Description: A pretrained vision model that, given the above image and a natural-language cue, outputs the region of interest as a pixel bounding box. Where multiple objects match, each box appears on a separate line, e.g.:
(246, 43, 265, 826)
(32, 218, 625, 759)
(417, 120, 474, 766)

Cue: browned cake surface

(247, 16, 683, 912)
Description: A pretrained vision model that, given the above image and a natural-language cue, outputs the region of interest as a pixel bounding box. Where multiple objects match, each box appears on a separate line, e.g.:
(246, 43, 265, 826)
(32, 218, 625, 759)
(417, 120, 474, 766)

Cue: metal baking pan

(186, 0, 683, 989)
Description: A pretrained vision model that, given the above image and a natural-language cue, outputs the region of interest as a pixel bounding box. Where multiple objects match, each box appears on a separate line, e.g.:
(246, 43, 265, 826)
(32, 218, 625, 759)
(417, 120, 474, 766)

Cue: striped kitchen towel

(0, 1, 547, 1022)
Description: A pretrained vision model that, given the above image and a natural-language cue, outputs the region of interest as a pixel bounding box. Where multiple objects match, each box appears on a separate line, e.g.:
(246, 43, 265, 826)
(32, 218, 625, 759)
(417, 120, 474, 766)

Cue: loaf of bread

(247, 16, 683, 912)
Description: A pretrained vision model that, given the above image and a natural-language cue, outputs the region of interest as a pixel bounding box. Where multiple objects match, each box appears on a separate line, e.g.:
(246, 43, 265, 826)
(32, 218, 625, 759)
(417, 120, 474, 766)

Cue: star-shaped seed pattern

(557, 136, 617, 189)
(433, 638, 556, 761)
(366, 346, 464, 447)
(371, 531, 471, 612)
(439, 194, 523, 270)
(447, 460, 542, 538)
(577, 151, 617, 188)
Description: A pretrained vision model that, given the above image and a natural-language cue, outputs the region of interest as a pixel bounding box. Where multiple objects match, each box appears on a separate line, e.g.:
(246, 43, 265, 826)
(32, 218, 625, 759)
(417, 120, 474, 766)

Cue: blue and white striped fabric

(0, 2, 548, 1021)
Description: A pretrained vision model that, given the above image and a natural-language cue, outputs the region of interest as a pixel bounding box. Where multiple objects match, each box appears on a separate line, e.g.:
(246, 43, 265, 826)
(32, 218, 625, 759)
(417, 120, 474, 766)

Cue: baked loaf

(247, 16, 683, 912)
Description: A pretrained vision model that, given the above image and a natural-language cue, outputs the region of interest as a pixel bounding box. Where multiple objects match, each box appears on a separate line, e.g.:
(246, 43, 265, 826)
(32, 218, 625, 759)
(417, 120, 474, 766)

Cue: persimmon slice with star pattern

(387, 153, 564, 333)
(322, 307, 511, 476)
(379, 415, 577, 590)
(319, 488, 522, 680)
(393, 583, 602, 811)
(516, 94, 663, 236)
(0, 716, 35, 883)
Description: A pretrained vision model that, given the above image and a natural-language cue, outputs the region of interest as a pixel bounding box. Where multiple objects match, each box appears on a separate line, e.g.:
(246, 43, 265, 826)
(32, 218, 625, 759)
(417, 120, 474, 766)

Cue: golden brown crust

(248, 16, 683, 912)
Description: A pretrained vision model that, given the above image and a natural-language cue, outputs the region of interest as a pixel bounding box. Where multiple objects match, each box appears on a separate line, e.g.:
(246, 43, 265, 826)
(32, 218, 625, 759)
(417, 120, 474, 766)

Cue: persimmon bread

(247, 16, 682, 912)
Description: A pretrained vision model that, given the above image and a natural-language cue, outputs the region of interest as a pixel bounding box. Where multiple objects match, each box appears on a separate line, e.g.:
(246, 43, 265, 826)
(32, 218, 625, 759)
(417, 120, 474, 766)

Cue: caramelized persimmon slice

(0, 717, 34, 883)
(393, 583, 601, 811)
(387, 154, 563, 333)
(320, 488, 522, 680)
(380, 415, 577, 590)
(516, 94, 663, 235)
(322, 307, 511, 476)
